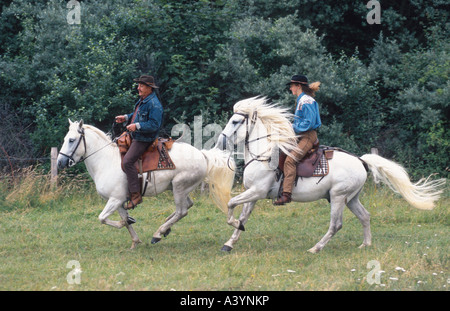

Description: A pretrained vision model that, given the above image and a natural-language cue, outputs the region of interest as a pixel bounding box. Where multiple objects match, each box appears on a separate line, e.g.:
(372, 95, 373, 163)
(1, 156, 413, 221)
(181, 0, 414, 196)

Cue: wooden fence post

(51, 147, 58, 186)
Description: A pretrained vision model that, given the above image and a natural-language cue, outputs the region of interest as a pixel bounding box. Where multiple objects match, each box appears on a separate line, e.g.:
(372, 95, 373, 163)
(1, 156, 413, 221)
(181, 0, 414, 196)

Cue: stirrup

(123, 198, 136, 210)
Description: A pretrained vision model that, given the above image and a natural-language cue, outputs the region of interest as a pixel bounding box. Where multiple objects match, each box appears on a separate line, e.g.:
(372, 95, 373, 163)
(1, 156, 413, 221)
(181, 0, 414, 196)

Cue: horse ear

(79, 119, 84, 128)
(68, 119, 73, 125)
(251, 111, 258, 123)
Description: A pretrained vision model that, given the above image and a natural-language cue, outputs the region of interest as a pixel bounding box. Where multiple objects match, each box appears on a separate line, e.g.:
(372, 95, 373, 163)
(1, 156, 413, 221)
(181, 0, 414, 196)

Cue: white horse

(57, 120, 235, 249)
(216, 97, 445, 253)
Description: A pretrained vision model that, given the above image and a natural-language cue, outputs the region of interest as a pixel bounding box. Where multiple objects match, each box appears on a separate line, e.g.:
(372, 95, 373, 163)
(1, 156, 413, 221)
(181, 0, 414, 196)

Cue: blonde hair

(301, 81, 321, 97)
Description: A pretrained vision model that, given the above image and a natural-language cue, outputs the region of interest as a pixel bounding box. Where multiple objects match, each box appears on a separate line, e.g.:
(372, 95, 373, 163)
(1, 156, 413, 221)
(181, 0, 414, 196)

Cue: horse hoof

(163, 228, 171, 237)
(127, 216, 136, 225)
(238, 222, 245, 231)
(151, 237, 161, 244)
(358, 243, 371, 249)
(307, 247, 320, 254)
(221, 245, 233, 252)
(130, 239, 142, 250)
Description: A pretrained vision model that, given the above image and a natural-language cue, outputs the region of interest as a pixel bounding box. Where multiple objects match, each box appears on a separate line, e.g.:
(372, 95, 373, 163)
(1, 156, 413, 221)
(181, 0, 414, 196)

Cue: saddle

(278, 143, 334, 179)
(117, 132, 176, 173)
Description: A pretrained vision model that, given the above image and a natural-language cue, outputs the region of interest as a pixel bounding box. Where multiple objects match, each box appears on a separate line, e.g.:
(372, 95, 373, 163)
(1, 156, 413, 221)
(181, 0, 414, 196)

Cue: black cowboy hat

(286, 74, 308, 86)
(133, 75, 159, 88)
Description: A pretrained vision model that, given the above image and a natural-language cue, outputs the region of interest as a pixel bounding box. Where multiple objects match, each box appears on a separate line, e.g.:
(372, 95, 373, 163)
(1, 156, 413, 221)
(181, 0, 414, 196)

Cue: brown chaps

(123, 140, 152, 194)
(282, 130, 318, 193)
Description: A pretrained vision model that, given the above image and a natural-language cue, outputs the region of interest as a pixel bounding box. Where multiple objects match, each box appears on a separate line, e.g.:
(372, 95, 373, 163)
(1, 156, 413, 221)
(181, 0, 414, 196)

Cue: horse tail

(360, 154, 446, 210)
(201, 148, 235, 212)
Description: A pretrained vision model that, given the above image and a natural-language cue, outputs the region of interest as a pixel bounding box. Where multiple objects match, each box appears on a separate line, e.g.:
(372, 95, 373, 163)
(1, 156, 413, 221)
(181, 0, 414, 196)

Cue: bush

(0, 0, 447, 177)
(368, 33, 449, 177)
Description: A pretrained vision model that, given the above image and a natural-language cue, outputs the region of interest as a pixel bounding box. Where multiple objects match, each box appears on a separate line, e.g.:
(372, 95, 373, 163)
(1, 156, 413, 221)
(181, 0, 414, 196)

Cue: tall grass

(0, 168, 448, 291)
(1, 167, 99, 211)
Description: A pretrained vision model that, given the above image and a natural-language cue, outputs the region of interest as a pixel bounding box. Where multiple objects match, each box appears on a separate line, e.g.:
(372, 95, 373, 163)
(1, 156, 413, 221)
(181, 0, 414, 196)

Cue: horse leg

(117, 207, 142, 249)
(164, 196, 194, 223)
(226, 188, 262, 231)
(308, 195, 346, 253)
(156, 196, 194, 240)
(98, 198, 126, 228)
(222, 201, 256, 251)
(347, 194, 372, 248)
(98, 197, 142, 249)
(151, 180, 196, 244)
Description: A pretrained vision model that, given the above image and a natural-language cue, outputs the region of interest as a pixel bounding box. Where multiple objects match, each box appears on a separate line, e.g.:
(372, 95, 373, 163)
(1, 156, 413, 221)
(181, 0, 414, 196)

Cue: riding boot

(273, 192, 292, 205)
(126, 192, 143, 210)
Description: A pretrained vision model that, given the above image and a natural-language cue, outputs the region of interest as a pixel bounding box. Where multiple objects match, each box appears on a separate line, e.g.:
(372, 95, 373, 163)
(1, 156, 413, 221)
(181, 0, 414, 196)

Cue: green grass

(0, 173, 448, 291)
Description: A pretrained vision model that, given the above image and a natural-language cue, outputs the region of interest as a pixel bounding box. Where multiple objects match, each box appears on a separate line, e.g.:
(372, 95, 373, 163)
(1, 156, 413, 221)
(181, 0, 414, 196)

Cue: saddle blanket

(278, 147, 333, 178)
(151, 139, 176, 171)
(309, 152, 329, 177)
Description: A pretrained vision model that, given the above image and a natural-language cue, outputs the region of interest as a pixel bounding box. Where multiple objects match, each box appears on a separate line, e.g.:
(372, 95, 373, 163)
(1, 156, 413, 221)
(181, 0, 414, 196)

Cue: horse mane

(233, 96, 299, 155)
(83, 124, 114, 142)
(70, 122, 117, 148)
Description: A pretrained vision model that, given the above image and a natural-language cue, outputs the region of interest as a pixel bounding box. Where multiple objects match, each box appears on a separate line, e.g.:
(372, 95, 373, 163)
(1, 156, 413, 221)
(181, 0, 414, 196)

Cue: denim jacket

(292, 92, 322, 134)
(126, 92, 163, 142)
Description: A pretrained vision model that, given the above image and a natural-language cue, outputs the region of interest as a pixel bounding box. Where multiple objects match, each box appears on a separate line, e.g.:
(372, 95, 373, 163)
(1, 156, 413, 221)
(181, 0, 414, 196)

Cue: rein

(223, 112, 272, 170)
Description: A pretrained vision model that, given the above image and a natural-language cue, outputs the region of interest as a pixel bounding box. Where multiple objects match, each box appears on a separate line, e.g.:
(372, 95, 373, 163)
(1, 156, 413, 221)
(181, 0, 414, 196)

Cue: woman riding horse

(274, 75, 322, 205)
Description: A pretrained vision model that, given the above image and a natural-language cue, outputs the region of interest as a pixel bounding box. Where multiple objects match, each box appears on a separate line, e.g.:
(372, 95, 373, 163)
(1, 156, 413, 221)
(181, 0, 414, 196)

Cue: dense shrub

(0, 0, 447, 177)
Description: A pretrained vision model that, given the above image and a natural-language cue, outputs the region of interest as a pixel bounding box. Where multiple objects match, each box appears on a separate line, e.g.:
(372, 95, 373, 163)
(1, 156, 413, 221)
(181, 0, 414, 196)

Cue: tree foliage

(0, 0, 448, 177)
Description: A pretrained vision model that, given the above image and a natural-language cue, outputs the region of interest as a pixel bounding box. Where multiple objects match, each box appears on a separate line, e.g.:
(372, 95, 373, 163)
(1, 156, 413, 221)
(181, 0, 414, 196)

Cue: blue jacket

(126, 92, 163, 142)
(292, 92, 321, 134)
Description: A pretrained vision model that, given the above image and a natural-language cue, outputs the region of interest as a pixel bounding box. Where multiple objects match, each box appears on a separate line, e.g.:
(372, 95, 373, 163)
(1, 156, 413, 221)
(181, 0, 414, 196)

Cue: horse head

(217, 97, 299, 158)
(216, 111, 250, 152)
(57, 119, 86, 169)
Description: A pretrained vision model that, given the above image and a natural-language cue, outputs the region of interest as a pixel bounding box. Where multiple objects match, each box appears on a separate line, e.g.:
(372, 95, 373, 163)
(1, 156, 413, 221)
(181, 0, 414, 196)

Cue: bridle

(222, 112, 272, 169)
(59, 127, 87, 167)
(59, 125, 124, 167)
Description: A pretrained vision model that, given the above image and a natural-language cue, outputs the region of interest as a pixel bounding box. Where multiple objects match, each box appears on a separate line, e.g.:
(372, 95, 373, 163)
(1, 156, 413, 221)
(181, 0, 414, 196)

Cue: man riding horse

(115, 75, 163, 209)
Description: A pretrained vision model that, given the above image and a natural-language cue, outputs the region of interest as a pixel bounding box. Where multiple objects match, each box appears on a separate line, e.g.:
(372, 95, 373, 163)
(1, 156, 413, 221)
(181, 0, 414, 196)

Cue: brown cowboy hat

(133, 75, 159, 88)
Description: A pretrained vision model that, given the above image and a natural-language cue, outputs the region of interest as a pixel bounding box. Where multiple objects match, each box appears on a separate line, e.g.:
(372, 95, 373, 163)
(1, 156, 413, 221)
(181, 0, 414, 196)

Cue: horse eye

(69, 138, 75, 143)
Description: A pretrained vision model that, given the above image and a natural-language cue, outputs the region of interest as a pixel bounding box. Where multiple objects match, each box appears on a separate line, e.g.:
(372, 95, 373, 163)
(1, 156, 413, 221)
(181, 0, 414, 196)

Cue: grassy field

(0, 171, 448, 291)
